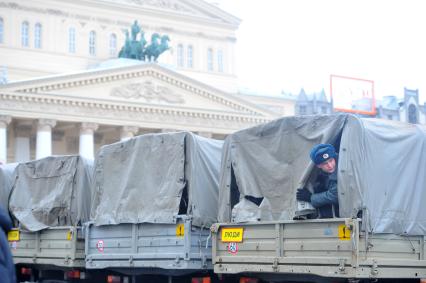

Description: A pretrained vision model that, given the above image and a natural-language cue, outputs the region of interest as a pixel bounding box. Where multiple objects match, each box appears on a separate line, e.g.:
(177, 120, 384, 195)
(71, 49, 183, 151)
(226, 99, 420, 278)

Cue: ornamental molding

(0, 1, 236, 41)
(0, 91, 271, 133)
(0, 115, 12, 126)
(4, 65, 273, 118)
(110, 81, 185, 104)
(37, 118, 57, 131)
(105, 0, 196, 14)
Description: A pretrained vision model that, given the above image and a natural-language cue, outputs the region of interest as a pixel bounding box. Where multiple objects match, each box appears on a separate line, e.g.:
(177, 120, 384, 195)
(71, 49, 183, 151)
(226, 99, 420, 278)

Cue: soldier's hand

(296, 188, 312, 202)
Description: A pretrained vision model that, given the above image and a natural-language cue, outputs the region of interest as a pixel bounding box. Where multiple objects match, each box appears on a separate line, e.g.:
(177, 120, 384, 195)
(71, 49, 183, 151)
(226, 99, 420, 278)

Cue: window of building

(387, 115, 393, 120)
(207, 48, 213, 71)
(68, 27, 76, 53)
(89, 30, 96, 56)
(217, 49, 223, 72)
(0, 18, 4, 43)
(21, 21, 29, 47)
(177, 44, 184, 67)
(321, 106, 328, 114)
(34, 23, 42, 48)
(187, 45, 193, 68)
(299, 105, 307, 115)
(109, 33, 117, 57)
(408, 104, 418, 124)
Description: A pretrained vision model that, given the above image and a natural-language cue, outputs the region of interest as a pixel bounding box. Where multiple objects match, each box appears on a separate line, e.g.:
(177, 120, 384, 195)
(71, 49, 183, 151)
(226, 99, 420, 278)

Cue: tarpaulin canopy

(9, 155, 93, 231)
(90, 132, 223, 227)
(0, 163, 17, 211)
(218, 114, 426, 235)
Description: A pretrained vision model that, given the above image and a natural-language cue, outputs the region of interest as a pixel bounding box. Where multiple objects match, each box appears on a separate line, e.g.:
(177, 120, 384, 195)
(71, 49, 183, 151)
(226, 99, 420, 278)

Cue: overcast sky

(217, 0, 426, 103)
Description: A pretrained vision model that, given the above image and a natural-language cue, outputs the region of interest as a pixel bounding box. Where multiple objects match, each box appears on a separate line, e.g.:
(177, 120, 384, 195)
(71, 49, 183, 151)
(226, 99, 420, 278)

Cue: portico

(0, 61, 275, 162)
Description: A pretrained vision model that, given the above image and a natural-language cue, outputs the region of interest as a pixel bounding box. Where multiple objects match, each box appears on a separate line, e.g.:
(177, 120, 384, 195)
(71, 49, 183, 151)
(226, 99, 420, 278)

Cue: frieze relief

(0, 97, 256, 130)
(0, 2, 231, 41)
(106, 0, 196, 14)
(110, 81, 185, 104)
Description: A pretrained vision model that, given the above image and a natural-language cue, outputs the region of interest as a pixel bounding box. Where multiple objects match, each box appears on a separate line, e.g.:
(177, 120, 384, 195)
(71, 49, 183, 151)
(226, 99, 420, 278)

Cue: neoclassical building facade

(0, 61, 277, 163)
(0, 0, 240, 92)
(0, 0, 284, 164)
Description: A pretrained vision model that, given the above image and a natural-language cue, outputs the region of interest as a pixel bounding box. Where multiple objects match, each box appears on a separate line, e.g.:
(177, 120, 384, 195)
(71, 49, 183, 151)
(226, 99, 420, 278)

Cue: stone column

(0, 115, 11, 164)
(14, 122, 32, 162)
(36, 119, 56, 160)
(79, 122, 98, 160)
(120, 126, 139, 141)
(197, 131, 213, 138)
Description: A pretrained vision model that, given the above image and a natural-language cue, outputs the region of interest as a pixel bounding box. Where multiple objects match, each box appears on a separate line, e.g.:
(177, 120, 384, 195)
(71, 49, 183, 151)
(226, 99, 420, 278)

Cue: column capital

(120, 126, 139, 141)
(0, 115, 12, 127)
(122, 126, 139, 135)
(37, 119, 57, 131)
(80, 122, 99, 134)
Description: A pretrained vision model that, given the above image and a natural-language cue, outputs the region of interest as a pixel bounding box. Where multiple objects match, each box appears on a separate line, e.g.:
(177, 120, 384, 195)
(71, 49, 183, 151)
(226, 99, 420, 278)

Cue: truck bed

(212, 218, 426, 281)
(85, 216, 212, 275)
(10, 226, 85, 268)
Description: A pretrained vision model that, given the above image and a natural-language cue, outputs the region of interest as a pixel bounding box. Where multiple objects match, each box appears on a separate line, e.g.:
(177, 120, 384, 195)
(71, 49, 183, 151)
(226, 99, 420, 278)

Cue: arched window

(217, 49, 223, 72)
(68, 27, 76, 53)
(207, 48, 213, 71)
(109, 33, 117, 57)
(21, 21, 29, 47)
(187, 45, 193, 68)
(34, 23, 42, 48)
(89, 30, 96, 56)
(0, 18, 4, 43)
(177, 44, 184, 67)
(408, 104, 418, 124)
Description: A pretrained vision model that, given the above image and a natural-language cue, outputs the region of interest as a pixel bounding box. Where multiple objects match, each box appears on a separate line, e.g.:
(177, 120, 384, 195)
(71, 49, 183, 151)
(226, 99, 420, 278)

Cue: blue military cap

(310, 143, 337, 165)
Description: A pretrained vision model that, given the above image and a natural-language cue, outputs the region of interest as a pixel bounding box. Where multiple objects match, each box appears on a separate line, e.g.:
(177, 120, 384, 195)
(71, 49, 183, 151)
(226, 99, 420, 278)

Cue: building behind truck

(213, 114, 426, 283)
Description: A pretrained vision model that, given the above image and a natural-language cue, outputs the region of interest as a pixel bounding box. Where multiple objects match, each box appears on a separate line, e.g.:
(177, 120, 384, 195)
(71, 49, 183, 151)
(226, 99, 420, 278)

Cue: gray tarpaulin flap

(9, 156, 93, 232)
(91, 132, 223, 227)
(218, 114, 347, 223)
(339, 116, 426, 235)
(0, 163, 17, 211)
(218, 114, 426, 236)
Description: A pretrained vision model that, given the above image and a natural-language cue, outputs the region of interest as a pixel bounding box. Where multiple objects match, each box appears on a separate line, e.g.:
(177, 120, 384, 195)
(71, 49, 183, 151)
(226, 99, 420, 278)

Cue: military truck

(85, 132, 223, 283)
(212, 114, 426, 283)
(8, 155, 93, 282)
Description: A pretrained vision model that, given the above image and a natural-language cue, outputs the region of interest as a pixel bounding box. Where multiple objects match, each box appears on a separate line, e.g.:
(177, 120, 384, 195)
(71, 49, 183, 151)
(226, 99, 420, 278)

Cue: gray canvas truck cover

(90, 132, 223, 228)
(218, 114, 426, 235)
(9, 155, 93, 232)
(0, 163, 17, 211)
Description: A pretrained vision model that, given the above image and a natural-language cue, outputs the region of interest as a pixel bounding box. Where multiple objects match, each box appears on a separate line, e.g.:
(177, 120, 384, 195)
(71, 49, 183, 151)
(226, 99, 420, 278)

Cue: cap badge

(323, 153, 329, 159)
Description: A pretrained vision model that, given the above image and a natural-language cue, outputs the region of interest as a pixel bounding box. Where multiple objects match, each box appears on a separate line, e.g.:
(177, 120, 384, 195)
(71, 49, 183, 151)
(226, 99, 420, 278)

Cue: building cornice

(0, 91, 271, 133)
(2, 63, 276, 118)
(0, 1, 238, 41)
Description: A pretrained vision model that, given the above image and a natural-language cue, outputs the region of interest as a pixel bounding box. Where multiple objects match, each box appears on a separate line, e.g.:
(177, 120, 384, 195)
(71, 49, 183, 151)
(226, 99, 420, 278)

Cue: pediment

(100, 0, 240, 26)
(1, 62, 273, 118)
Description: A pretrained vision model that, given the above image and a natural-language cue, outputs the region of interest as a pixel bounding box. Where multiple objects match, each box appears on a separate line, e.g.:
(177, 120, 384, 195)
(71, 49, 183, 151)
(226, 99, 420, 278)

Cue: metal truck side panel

(85, 217, 212, 274)
(10, 226, 85, 268)
(212, 219, 426, 280)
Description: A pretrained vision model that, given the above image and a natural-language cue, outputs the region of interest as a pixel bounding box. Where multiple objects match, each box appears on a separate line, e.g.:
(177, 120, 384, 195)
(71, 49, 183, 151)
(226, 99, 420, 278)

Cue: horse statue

(117, 21, 171, 62)
(118, 30, 131, 58)
(144, 33, 161, 62)
(153, 35, 170, 61)
(138, 31, 147, 60)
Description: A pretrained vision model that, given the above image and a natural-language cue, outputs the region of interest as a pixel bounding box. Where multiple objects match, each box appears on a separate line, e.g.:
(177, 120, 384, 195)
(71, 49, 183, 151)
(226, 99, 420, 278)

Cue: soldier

(0, 205, 16, 282)
(296, 143, 339, 218)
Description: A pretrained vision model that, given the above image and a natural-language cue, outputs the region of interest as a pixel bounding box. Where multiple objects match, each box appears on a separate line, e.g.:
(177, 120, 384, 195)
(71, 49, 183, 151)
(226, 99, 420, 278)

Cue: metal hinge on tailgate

(272, 258, 279, 272)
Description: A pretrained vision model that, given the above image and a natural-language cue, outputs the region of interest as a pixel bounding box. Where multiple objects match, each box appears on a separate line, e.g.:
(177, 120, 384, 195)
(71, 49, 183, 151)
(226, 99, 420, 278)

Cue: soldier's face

(317, 158, 336, 174)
